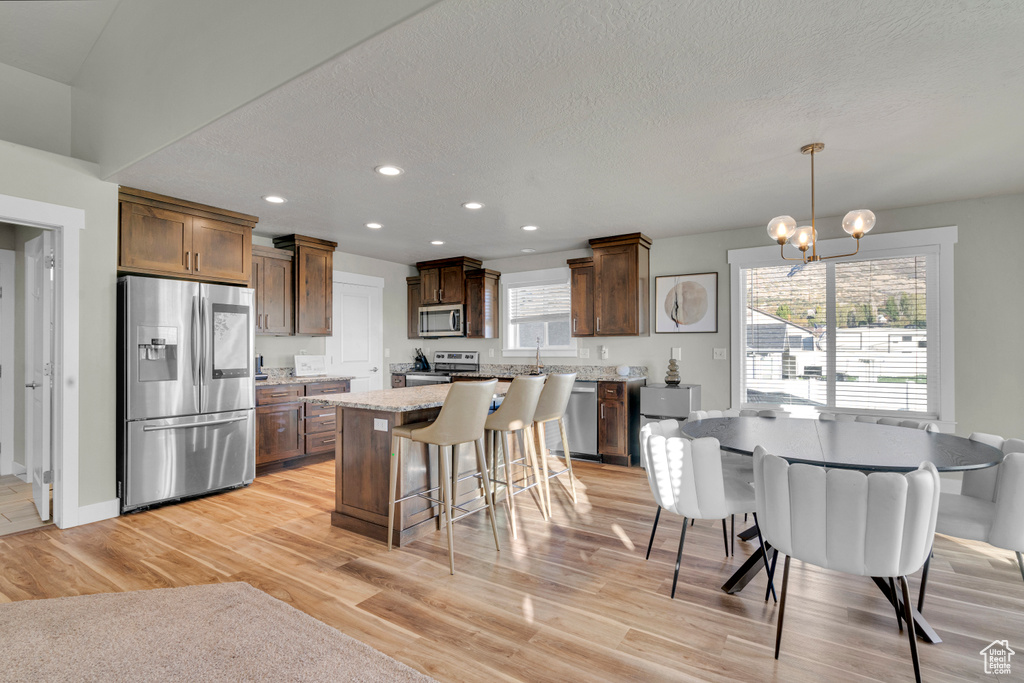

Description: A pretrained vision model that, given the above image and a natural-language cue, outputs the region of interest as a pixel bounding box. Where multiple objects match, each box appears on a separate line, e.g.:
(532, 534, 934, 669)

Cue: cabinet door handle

(601, 404, 605, 419)
(264, 314, 269, 329)
(327, 316, 332, 330)
(322, 438, 336, 444)
(185, 251, 191, 270)
(270, 392, 291, 397)
(573, 318, 577, 333)
(256, 312, 261, 329)
(597, 317, 601, 332)
(196, 252, 201, 272)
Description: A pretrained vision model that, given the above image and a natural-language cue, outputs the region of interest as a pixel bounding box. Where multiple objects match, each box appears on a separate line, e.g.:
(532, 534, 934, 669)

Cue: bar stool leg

(519, 427, 548, 519)
(387, 435, 401, 551)
(500, 430, 518, 538)
(476, 437, 501, 552)
(439, 444, 456, 575)
(536, 421, 552, 517)
(557, 417, 578, 505)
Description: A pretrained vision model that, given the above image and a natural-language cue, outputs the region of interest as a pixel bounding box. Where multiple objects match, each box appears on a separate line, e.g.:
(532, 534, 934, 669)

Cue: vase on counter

(665, 358, 681, 386)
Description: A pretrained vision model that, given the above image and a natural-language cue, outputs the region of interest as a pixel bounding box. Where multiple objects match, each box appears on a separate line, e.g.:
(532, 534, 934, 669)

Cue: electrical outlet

(579, 347, 590, 359)
(299, 349, 307, 355)
(488, 348, 495, 358)
(713, 347, 727, 360)
(599, 346, 609, 360)
(373, 418, 388, 432)
(671, 347, 682, 361)
(384, 348, 390, 358)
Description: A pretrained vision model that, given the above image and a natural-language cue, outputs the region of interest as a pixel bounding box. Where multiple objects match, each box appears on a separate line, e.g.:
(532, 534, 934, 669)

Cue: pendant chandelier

(767, 143, 875, 263)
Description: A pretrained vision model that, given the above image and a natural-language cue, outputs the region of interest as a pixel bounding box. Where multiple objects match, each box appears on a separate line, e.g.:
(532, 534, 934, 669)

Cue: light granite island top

(303, 382, 511, 547)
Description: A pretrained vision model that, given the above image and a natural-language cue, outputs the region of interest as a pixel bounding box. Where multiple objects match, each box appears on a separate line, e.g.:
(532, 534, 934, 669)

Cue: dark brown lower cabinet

(597, 379, 644, 467)
(256, 379, 350, 471)
(256, 403, 305, 465)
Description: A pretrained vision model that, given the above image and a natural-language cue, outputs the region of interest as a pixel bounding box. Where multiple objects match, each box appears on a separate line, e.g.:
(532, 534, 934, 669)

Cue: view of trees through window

(744, 256, 928, 413)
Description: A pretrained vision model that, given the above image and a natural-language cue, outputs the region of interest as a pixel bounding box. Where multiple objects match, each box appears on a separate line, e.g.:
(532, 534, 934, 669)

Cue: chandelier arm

(778, 244, 807, 262)
(816, 238, 862, 261)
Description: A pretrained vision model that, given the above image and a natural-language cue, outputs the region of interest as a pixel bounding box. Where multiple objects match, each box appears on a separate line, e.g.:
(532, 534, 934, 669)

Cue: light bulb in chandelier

(767, 216, 797, 244)
(794, 226, 814, 251)
(842, 209, 876, 238)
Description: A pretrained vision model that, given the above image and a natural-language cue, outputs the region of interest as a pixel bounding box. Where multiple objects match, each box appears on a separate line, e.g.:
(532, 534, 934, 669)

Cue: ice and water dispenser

(137, 325, 178, 381)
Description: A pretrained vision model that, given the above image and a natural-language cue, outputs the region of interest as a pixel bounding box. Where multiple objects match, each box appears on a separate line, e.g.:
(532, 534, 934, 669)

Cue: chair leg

(558, 417, 578, 504)
(899, 575, 923, 683)
(752, 513, 778, 603)
(645, 506, 661, 560)
(917, 548, 932, 614)
(765, 549, 778, 603)
(731, 514, 735, 557)
(387, 435, 400, 552)
(536, 421, 552, 516)
(721, 519, 730, 557)
(889, 577, 903, 632)
(671, 517, 689, 599)
(475, 437, 501, 552)
(500, 431, 518, 538)
(1016, 551, 1024, 583)
(690, 519, 695, 527)
(439, 445, 456, 575)
(522, 425, 548, 519)
(774, 555, 792, 660)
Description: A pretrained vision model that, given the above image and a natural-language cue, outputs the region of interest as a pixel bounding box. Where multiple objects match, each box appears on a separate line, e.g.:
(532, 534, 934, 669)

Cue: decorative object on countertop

(532, 338, 545, 375)
(616, 364, 630, 377)
(766, 143, 875, 263)
(254, 354, 267, 381)
(656, 273, 718, 333)
(293, 354, 327, 377)
(665, 358, 681, 385)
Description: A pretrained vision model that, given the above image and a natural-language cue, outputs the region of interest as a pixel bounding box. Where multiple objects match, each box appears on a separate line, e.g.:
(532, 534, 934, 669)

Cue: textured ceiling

(0, 1, 119, 84)
(110, 0, 1024, 264)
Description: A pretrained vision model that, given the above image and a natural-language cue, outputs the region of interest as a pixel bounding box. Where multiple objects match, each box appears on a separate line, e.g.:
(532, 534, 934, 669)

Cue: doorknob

(370, 367, 379, 372)
(25, 382, 41, 389)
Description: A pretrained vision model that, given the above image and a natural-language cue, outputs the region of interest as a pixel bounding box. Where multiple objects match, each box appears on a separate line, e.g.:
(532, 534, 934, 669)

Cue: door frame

(331, 270, 385, 391)
(0, 249, 13, 476)
(0, 193, 82, 529)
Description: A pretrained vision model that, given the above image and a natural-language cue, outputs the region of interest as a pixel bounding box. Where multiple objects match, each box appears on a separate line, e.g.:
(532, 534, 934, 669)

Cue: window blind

(507, 281, 570, 325)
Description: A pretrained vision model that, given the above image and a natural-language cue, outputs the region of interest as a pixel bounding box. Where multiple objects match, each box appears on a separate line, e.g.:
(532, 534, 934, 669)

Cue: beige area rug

(0, 582, 434, 682)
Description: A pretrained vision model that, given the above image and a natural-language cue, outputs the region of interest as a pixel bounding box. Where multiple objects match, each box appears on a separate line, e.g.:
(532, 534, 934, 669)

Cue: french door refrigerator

(118, 276, 255, 512)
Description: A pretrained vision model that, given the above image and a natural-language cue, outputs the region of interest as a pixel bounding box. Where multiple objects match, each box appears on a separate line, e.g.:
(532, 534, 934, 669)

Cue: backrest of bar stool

(485, 375, 546, 432)
(411, 379, 499, 447)
(532, 373, 577, 423)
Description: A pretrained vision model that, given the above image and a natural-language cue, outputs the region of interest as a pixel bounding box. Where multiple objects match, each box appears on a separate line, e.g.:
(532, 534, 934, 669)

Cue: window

(502, 267, 577, 357)
(729, 227, 956, 422)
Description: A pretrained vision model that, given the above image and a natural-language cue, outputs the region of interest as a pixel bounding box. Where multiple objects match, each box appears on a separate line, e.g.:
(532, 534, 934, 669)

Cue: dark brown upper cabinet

(273, 234, 337, 336)
(413, 257, 498, 338)
(569, 233, 651, 337)
(251, 245, 294, 336)
(118, 187, 256, 285)
(465, 269, 499, 339)
(407, 276, 421, 339)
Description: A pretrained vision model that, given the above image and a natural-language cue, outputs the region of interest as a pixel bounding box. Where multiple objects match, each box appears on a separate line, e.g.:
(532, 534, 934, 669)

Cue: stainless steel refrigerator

(117, 276, 255, 512)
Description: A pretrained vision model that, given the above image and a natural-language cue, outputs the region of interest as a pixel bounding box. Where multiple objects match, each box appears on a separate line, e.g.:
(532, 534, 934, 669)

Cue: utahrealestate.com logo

(980, 640, 1014, 675)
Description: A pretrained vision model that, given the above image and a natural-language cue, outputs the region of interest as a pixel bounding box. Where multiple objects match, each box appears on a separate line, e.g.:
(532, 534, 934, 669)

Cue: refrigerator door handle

(190, 295, 198, 386)
(142, 416, 247, 432)
(199, 296, 207, 412)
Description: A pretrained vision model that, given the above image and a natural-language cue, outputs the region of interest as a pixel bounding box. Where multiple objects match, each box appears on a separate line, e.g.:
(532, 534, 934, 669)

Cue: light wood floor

(0, 459, 1021, 682)
(0, 474, 52, 537)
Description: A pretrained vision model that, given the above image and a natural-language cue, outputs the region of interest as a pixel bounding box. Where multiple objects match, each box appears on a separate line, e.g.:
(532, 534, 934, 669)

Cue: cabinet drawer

(391, 374, 406, 388)
(305, 381, 350, 396)
(304, 403, 336, 419)
(256, 385, 304, 405)
(305, 413, 337, 434)
(599, 382, 624, 400)
(305, 431, 337, 454)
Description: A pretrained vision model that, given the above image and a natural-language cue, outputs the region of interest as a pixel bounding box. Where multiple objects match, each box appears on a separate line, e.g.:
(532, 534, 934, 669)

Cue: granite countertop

(302, 381, 510, 412)
(391, 363, 647, 383)
(256, 375, 355, 386)
(445, 371, 645, 383)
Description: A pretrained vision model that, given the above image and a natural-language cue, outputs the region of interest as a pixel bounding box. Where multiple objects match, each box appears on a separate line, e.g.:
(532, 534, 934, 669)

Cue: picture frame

(655, 272, 718, 333)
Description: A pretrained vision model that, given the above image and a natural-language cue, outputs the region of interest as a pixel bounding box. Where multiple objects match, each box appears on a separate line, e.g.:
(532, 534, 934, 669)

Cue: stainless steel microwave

(418, 304, 464, 337)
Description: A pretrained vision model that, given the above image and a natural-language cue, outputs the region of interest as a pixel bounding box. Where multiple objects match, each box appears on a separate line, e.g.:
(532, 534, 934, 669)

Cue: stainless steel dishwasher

(545, 380, 599, 460)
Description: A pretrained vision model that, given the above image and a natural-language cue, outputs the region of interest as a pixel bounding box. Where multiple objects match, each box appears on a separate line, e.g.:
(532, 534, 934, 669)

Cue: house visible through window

(502, 267, 577, 356)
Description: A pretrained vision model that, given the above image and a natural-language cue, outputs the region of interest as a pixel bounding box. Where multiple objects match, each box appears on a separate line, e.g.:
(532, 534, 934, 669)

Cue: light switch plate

(488, 348, 495, 358)
(373, 418, 389, 432)
(713, 348, 727, 360)
(599, 346, 609, 360)
(384, 348, 390, 358)
(579, 347, 590, 359)
(671, 347, 682, 361)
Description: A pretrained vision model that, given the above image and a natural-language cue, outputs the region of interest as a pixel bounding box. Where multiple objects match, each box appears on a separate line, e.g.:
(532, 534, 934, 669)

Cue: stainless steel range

(405, 351, 480, 386)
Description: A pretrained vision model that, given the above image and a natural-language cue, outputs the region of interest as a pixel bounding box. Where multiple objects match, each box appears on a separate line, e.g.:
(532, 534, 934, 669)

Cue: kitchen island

(304, 382, 510, 547)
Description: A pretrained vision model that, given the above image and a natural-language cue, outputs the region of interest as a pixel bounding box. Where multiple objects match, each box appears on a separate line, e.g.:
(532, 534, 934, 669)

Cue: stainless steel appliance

(546, 380, 599, 460)
(117, 276, 255, 512)
(405, 350, 479, 386)
(640, 383, 702, 424)
(418, 303, 464, 337)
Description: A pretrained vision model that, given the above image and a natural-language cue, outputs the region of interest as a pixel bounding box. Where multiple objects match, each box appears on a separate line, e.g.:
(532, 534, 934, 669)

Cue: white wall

(0, 140, 119, 506)
(0, 62, 71, 157)
(72, 0, 440, 175)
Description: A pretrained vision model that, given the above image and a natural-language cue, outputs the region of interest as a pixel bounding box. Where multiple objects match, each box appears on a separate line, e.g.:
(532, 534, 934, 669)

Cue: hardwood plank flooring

(0, 460, 1021, 681)
(0, 474, 52, 537)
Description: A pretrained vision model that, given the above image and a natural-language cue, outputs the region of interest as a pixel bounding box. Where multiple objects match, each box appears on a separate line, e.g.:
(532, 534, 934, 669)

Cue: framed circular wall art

(655, 272, 718, 333)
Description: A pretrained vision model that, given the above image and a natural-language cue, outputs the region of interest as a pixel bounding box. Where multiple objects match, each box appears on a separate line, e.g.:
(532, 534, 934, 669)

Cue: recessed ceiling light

(365, 223, 383, 229)
(431, 240, 445, 246)
(263, 195, 287, 204)
(521, 248, 536, 253)
(521, 225, 538, 231)
(462, 202, 484, 210)
(375, 165, 403, 176)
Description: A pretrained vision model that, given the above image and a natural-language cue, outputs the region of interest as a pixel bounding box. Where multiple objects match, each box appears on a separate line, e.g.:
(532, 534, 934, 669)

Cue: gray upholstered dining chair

(753, 447, 940, 683)
(640, 431, 760, 598)
(918, 432, 1024, 610)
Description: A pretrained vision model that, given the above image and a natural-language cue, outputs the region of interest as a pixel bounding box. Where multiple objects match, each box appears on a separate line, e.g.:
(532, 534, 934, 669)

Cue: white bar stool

(483, 375, 547, 536)
(532, 372, 578, 517)
(387, 379, 501, 575)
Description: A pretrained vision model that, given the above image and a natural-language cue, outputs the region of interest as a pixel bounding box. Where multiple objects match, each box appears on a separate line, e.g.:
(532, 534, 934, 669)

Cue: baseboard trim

(76, 498, 120, 526)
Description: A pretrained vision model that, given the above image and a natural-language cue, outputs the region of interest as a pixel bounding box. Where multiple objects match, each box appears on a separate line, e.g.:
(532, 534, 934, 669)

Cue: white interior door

(24, 232, 53, 521)
(0, 250, 13, 476)
(326, 278, 383, 393)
